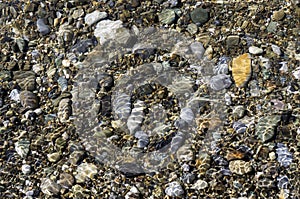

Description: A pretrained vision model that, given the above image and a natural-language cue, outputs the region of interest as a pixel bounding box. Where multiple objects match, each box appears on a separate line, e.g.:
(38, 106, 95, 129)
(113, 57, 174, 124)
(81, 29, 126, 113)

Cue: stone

(165, 181, 184, 197)
(94, 20, 123, 45)
(226, 35, 240, 47)
(37, 18, 50, 35)
(249, 46, 263, 55)
(191, 179, 208, 190)
(229, 160, 252, 175)
(231, 53, 252, 87)
(47, 152, 61, 163)
(19, 91, 39, 109)
(255, 115, 281, 142)
(57, 173, 75, 189)
(190, 8, 209, 25)
(271, 44, 281, 56)
(272, 10, 285, 21)
(75, 163, 98, 183)
(267, 21, 277, 33)
(40, 178, 61, 196)
(158, 9, 176, 25)
(190, 42, 205, 59)
(15, 139, 30, 158)
(13, 71, 36, 91)
(209, 74, 232, 91)
(21, 164, 31, 175)
(84, 10, 107, 26)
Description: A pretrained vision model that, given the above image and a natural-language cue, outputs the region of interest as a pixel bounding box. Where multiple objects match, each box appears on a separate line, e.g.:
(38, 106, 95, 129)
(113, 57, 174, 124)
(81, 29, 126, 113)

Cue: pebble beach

(0, 0, 300, 198)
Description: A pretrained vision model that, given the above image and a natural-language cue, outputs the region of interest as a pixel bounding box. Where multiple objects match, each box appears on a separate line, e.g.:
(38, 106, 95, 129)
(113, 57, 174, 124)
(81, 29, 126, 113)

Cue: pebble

(40, 178, 61, 196)
(267, 21, 277, 33)
(190, 8, 209, 25)
(229, 160, 252, 175)
(37, 18, 50, 35)
(21, 164, 31, 175)
(84, 10, 107, 26)
(249, 46, 263, 55)
(94, 20, 123, 45)
(13, 71, 36, 91)
(190, 42, 205, 59)
(57, 173, 75, 189)
(272, 10, 285, 21)
(158, 9, 176, 25)
(271, 44, 282, 56)
(191, 179, 208, 190)
(125, 186, 140, 199)
(226, 35, 240, 47)
(209, 74, 232, 91)
(15, 139, 30, 158)
(165, 181, 184, 197)
(292, 67, 300, 80)
(9, 89, 20, 102)
(47, 152, 61, 163)
(181, 173, 195, 184)
(75, 163, 98, 183)
(19, 91, 39, 109)
(231, 53, 252, 87)
(176, 145, 194, 162)
(255, 115, 281, 142)
(276, 143, 293, 167)
(186, 23, 198, 35)
(232, 105, 245, 119)
(58, 98, 72, 122)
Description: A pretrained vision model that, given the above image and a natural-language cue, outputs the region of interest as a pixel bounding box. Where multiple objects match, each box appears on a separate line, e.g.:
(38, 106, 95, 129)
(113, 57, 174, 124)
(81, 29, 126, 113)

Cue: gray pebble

(158, 9, 176, 25)
(209, 74, 232, 91)
(9, 89, 20, 102)
(190, 42, 205, 59)
(15, 139, 30, 158)
(190, 8, 209, 25)
(37, 18, 50, 35)
(85, 10, 107, 26)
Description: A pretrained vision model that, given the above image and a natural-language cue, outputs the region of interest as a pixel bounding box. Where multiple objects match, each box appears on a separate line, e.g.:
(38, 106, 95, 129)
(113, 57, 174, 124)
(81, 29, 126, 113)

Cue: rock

(292, 67, 300, 79)
(75, 163, 98, 183)
(231, 53, 251, 87)
(229, 160, 252, 175)
(255, 115, 281, 142)
(176, 145, 194, 162)
(72, 8, 85, 19)
(191, 179, 208, 190)
(232, 105, 245, 119)
(267, 21, 277, 33)
(186, 23, 198, 35)
(84, 10, 107, 26)
(40, 178, 61, 196)
(94, 20, 123, 45)
(13, 71, 36, 91)
(125, 186, 140, 199)
(71, 39, 97, 54)
(58, 98, 72, 123)
(16, 37, 28, 52)
(226, 35, 240, 47)
(209, 74, 232, 91)
(276, 143, 293, 167)
(249, 46, 263, 55)
(47, 152, 61, 163)
(272, 10, 285, 21)
(57, 24, 74, 43)
(19, 91, 39, 109)
(21, 164, 31, 175)
(15, 139, 30, 158)
(37, 18, 50, 35)
(57, 173, 75, 189)
(190, 42, 205, 59)
(165, 181, 184, 197)
(190, 8, 209, 25)
(271, 44, 281, 55)
(9, 89, 20, 102)
(158, 9, 176, 24)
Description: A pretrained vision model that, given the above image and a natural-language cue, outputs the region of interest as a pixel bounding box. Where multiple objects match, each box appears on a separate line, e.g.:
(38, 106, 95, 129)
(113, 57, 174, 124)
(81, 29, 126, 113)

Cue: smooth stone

(191, 179, 208, 190)
(165, 181, 184, 197)
(13, 71, 36, 91)
(231, 53, 252, 87)
(190, 42, 205, 59)
(158, 9, 176, 25)
(226, 35, 240, 47)
(9, 89, 20, 102)
(15, 139, 30, 158)
(190, 8, 209, 24)
(37, 18, 50, 35)
(21, 164, 31, 175)
(84, 10, 107, 26)
(209, 74, 232, 91)
(272, 10, 285, 21)
(271, 44, 281, 55)
(71, 39, 97, 54)
(94, 20, 123, 45)
(186, 23, 198, 35)
(229, 160, 252, 175)
(249, 46, 263, 55)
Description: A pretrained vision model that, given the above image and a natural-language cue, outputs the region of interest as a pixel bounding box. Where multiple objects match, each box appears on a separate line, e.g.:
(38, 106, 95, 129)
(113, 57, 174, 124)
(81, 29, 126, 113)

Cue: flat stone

(267, 21, 277, 33)
(209, 74, 232, 91)
(272, 10, 285, 21)
(94, 20, 123, 45)
(226, 35, 240, 47)
(165, 181, 184, 197)
(249, 46, 263, 55)
(190, 8, 209, 25)
(37, 18, 50, 35)
(85, 10, 107, 26)
(231, 53, 252, 87)
(191, 179, 208, 190)
(158, 9, 176, 25)
(190, 42, 205, 59)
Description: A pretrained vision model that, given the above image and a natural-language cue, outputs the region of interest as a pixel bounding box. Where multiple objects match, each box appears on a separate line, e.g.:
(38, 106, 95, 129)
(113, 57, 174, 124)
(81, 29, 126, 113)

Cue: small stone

(72, 8, 85, 19)
(190, 42, 205, 59)
(272, 10, 285, 21)
(231, 53, 252, 87)
(269, 152, 276, 160)
(13, 71, 36, 91)
(209, 74, 232, 91)
(232, 105, 245, 119)
(47, 152, 61, 163)
(75, 163, 98, 183)
(94, 20, 123, 45)
(19, 91, 39, 109)
(40, 178, 61, 196)
(267, 21, 277, 33)
(84, 10, 107, 26)
(125, 186, 140, 199)
(229, 160, 252, 175)
(292, 67, 300, 79)
(176, 145, 194, 162)
(21, 164, 31, 175)
(186, 23, 198, 35)
(9, 89, 20, 102)
(226, 35, 240, 47)
(57, 173, 75, 189)
(37, 18, 50, 35)
(271, 44, 281, 56)
(15, 139, 30, 158)
(165, 181, 184, 197)
(249, 46, 263, 55)
(158, 9, 176, 25)
(191, 179, 208, 190)
(190, 8, 209, 25)
(255, 115, 281, 142)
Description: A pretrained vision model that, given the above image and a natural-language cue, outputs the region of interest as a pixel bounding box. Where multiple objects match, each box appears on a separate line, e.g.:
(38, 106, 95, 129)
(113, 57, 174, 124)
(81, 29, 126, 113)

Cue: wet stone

(255, 115, 281, 142)
(249, 46, 263, 55)
(84, 10, 107, 26)
(75, 163, 98, 183)
(158, 9, 176, 25)
(229, 160, 252, 175)
(267, 21, 277, 33)
(47, 152, 61, 163)
(190, 8, 209, 25)
(57, 173, 75, 189)
(165, 181, 184, 197)
(71, 39, 97, 54)
(15, 139, 30, 158)
(13, 71, 36, 91)
(37, 18, 50, 35)
(40, 178, 61, 196)
(272, 10, 285, 21)
(231, 53, 251, 87)
(209, 74, 232, 91)
(19, 91, 39, 109)
(191, 179, 208, 190)
(190, 42, 205, 59)
(21, 164, 31, 175)
(226, 35, 240, 47)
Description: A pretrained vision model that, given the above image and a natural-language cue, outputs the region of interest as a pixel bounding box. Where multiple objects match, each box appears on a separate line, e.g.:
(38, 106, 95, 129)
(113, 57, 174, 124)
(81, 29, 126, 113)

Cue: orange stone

(232, 53, 252, 87)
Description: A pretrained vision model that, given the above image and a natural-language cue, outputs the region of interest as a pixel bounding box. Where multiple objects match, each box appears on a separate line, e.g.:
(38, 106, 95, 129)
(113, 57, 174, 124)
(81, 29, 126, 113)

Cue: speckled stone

(229, 160, 252, 175)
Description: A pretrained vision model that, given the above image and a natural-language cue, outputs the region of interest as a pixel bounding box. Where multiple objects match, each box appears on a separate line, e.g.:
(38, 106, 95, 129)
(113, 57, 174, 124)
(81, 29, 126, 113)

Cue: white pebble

(271, 44, 281, 55)
(249, 46, 263, 55)
(9, 89, 20, 102)
(22, 164, 31, 175)
(85, 10, 107, 26)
